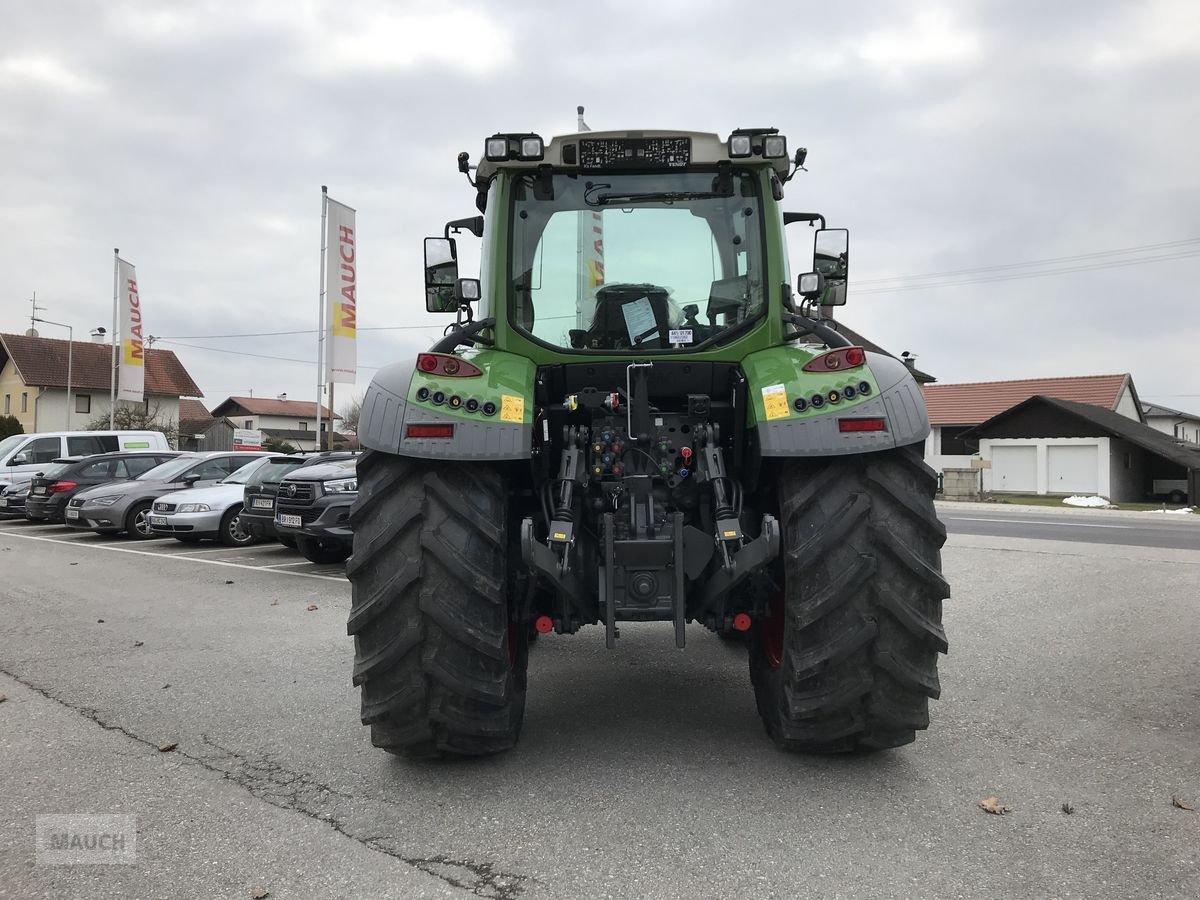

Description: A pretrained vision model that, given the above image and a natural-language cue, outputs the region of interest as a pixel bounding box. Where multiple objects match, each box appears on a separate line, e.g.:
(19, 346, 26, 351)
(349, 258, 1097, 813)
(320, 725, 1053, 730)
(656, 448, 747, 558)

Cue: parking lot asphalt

(1, 524, 1199, 899)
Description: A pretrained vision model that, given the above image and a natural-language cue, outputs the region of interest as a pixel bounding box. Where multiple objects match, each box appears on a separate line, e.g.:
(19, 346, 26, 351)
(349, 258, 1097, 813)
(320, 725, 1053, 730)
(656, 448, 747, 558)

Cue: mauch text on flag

(116, 258, 145, 402)
(324, 197, 357, 384)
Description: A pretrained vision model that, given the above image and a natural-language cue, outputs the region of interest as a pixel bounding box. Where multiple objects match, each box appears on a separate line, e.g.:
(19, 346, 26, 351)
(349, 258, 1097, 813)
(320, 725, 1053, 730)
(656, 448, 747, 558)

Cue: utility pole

(28, 292, 45, 334)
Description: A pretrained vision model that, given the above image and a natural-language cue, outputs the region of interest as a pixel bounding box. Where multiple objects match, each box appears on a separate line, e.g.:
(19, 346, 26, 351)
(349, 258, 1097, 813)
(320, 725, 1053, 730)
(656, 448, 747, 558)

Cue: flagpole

(316, 186, 328, 449)
(110, 248, 119, 429)
(327, 382, 335, 450)
(576, 106, 587, 329)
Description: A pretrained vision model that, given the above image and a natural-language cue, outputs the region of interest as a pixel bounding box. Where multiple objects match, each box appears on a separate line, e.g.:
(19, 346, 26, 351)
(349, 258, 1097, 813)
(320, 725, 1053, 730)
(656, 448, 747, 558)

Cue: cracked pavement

(2, 529, 1199, 899)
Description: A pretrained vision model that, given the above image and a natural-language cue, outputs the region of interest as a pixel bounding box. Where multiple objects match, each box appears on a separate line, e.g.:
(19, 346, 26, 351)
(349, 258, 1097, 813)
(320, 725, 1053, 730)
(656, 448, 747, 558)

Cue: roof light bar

(484, 133, 545, 162)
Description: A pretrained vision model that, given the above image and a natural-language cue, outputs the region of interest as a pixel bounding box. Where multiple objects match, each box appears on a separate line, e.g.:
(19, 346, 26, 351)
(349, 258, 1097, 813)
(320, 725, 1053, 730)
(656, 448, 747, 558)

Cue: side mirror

(425, 237, 460, 312)
(181, 474, 200, 486)
(12, 453, 29, 466)
(813, 228, 849, 306)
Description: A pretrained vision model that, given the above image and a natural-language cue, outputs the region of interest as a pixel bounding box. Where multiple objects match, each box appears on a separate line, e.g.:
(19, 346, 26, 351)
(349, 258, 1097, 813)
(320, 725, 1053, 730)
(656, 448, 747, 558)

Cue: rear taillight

(416, 353, 482, 377)
(48, 481, 78, 493)
(838, 418, 887, 433)
(802, 346, 866, 372)
(406, 424, 455, 439)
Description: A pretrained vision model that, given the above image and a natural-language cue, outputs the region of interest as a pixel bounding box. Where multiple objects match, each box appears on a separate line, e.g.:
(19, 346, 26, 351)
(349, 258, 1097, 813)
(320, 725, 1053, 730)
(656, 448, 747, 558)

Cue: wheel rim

(133, 509, 153, 537)
(762, 589, 785, 670)
(228, 513, 250, 543)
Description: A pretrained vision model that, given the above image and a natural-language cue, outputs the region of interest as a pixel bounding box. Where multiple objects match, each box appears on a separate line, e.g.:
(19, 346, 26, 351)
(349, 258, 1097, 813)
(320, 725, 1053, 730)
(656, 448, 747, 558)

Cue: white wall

(979, 437, 1113, 498)
(33, 390, 180, 436)
(1145, 415, 1200, 444)
(923, 426, 976, 474)
(1115, 386, 1141, 421)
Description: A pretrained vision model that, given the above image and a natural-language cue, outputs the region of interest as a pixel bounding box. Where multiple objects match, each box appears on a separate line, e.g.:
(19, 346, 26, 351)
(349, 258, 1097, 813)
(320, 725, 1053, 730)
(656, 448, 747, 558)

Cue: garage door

(1047, 444, 1098, 494)
(991, 446, 1038, 492)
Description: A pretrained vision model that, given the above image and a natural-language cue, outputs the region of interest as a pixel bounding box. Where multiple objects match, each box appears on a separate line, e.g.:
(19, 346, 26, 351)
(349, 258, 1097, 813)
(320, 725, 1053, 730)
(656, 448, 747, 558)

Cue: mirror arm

(782, 312, 852, 348)
(429, 317, 496, 353)
(783, 212, 826, 229)
(444, 216, 484, 239)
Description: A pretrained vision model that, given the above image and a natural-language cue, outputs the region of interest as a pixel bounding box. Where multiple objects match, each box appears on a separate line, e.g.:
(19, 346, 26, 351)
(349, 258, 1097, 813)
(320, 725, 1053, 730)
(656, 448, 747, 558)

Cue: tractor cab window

(509, 170, 766, 351)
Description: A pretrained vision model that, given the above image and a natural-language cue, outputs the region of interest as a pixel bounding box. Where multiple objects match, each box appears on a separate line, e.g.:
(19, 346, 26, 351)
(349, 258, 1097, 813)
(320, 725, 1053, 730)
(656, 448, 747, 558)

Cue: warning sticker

(761, 383, 790, 421)
(668, 329, 693, 344)
(500, 395, 525, 423)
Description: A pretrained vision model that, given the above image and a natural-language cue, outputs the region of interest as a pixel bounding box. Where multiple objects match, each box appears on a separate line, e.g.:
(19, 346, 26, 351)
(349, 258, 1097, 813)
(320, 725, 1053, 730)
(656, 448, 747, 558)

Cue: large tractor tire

(750, 445, 949, 752)
(346, 451, 527, 758)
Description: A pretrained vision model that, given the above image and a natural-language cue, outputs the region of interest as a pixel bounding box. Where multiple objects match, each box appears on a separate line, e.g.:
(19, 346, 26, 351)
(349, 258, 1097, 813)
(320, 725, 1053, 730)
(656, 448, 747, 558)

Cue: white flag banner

(324, 197, 357, 384)
(576, 108, 604, 328)
(116, 257, 145, 402)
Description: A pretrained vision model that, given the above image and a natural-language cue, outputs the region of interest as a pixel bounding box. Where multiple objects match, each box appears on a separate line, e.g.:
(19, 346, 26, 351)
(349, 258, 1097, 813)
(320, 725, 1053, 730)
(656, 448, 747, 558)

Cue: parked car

(274, 459, 357, 563)
(148, 456, 281, 545)
(0, 478, 33, 519)
(25, 451, 182, 523)
(65, 451, 270, 539)
(0, 431, 169, 485)
(241, 451, 358, 547)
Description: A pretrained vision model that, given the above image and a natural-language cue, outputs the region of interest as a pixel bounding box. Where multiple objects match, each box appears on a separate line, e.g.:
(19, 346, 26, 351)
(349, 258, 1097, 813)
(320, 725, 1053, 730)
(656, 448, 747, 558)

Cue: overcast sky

(3, 0, 1199, 415)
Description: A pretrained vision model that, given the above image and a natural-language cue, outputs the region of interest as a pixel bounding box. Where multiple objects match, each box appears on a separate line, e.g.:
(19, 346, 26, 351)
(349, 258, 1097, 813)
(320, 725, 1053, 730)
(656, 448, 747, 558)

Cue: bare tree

(340, 394, 364, 435)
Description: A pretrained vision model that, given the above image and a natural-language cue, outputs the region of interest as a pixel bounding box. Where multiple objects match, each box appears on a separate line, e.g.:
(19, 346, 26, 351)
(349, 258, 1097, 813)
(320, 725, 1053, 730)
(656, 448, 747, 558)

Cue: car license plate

(252, 498, 273, 509)
(149, 515, 168, 526)
(277, 513, 302, 527)
(0, 498, 7, 508)
(33, 486, 47, 495)
(66, 508, 80, 519)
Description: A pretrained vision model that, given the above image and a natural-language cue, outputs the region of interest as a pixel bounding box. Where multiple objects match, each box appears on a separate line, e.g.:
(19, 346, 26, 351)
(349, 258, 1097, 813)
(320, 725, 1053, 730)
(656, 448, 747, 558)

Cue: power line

(157, 339, 382, 371)
(854, 237, 1200, 285)
(154, 324, 445, 340)
(854, 249, 1200, 295)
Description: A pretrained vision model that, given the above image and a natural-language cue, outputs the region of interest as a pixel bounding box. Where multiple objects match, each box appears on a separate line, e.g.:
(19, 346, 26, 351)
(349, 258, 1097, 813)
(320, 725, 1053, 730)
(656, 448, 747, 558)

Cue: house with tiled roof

(177, 399, 238, 452)
(921, 374, 1141, 477)
(0, 332, 202, 433)
(919, 373, 1194, 503)
(210, 396, 343, 452)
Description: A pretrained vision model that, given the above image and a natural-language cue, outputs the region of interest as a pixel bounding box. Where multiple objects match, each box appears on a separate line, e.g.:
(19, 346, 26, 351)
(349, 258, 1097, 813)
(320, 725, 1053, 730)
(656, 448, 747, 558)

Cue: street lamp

(33, 317, 73, 429)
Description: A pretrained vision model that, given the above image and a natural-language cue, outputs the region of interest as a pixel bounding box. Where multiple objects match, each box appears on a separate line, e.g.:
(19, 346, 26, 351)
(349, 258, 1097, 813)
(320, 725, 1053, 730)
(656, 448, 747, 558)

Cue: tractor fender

(749, 350, 930, 456)
(357, 352, 535, 460)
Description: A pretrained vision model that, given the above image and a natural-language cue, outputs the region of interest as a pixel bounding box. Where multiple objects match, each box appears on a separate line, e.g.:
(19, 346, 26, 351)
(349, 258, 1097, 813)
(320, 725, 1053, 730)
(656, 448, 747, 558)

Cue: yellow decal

(553, 532, 567, 540)
(761, 383, 790, 421)
(722, 530, 737, 538)
(501, 394, 525, 423)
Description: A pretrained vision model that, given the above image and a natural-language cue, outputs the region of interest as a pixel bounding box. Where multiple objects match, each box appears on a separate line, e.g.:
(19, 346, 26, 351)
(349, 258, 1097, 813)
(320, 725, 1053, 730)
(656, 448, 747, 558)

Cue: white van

(0, 431, 170, 485)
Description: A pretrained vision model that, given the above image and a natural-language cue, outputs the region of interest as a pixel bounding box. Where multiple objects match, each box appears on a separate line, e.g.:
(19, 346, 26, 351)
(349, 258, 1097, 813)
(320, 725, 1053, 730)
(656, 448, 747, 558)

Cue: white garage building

(967, 396, 1200, 504)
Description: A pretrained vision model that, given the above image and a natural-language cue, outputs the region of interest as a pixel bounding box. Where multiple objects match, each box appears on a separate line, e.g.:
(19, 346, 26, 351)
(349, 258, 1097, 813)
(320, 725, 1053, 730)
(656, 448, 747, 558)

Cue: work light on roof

(519, 136, 545, 160)
(485, 137, 509, 161)
(728, 134, 753, 158)
(762, 135, 787, 158)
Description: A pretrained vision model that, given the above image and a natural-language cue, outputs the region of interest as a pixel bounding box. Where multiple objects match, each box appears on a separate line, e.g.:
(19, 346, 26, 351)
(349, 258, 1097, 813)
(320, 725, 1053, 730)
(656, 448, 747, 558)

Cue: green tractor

(347, 126, 949, 758)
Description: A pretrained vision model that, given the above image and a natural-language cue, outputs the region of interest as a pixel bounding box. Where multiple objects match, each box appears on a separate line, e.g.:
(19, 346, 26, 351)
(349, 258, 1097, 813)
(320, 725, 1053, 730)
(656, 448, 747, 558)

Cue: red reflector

(535, 615, 554, 634)
(838, 418, 887, 433)
(802, 346, 867, 373)
(415, 352, 482, 377)
(406, 424, 455, 439)
(732, 612, 752, 632)
(48, 481, 78, 493)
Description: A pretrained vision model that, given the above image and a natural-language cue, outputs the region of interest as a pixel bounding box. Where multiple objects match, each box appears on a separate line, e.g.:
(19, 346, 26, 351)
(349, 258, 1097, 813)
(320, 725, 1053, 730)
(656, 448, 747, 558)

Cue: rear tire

(346, 450, 526, 758)
(297, 536, 351, 564)
(750, 445, 950, 752)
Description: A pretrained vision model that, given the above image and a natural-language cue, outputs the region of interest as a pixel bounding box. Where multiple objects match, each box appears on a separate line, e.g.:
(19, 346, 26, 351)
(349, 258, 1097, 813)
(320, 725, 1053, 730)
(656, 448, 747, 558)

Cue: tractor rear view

(347, 126, 949, 757)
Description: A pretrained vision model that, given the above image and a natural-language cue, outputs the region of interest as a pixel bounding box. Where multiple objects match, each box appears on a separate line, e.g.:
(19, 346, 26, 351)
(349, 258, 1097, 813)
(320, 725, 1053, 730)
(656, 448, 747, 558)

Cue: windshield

(38, 462, 75, 479)
(0, 435, 26, 460)
(509, 170, 766, 352)
(251, 459, 305, 485)
(135, 456, 199, 482)
(222, 456, 273, 485)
